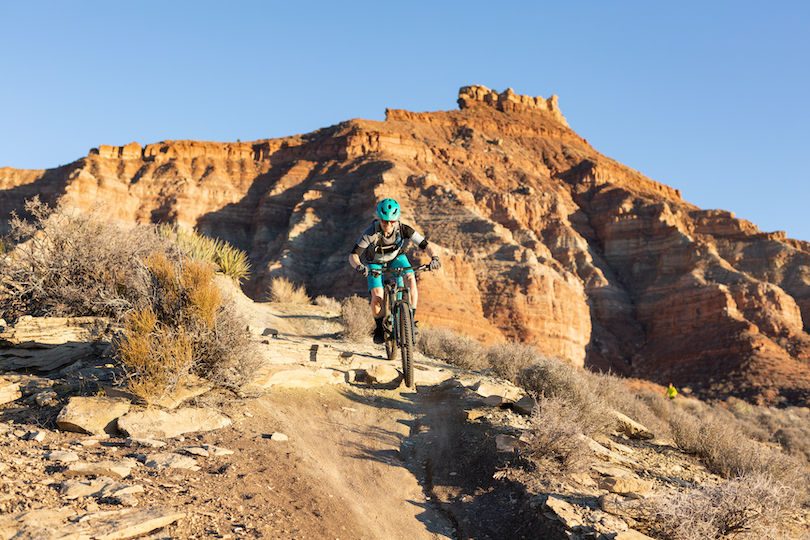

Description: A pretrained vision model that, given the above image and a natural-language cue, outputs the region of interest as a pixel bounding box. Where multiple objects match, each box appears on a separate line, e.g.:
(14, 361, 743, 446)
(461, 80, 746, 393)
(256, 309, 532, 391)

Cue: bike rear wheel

(399, 301, 414, 388)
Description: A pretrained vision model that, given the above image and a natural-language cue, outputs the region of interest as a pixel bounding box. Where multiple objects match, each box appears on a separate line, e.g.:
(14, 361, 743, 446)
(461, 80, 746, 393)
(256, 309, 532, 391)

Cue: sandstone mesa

(2, 85, 810, 405)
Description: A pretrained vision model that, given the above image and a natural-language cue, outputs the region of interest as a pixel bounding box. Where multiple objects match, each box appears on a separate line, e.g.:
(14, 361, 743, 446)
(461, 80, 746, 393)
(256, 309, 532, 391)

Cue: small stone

(270, 432, 289, 442)
(46, 451, 80, 463)
(34, 390, 59, 407)
(182, 447, 210, 457)
(201, 444, 234, 456)
(125, 437, 167, 448)
(27, 431, 47, 442)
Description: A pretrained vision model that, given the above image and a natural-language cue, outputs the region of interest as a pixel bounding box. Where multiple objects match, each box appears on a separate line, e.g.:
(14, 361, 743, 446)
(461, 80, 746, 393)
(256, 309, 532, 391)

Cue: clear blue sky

(2, 1, 809, 241)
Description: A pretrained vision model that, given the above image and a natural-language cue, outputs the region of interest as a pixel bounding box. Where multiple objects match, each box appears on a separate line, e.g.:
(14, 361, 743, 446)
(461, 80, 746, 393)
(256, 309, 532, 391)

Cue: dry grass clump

(157, 224, 251, 283)
(266, 276, 311, 305)
(417, 327, 487, 370)
(314, 295, 342, 312)
(340, 295, 373, 341)
(0, 197, 171, 321)
(116, 253, 257, 400)
(650, 472, 802, 540)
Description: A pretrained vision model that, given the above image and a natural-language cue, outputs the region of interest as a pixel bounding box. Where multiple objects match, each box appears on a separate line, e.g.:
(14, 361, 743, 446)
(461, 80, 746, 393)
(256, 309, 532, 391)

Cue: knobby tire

(383, 287, 398, 362)
(399, 301, 414, 388)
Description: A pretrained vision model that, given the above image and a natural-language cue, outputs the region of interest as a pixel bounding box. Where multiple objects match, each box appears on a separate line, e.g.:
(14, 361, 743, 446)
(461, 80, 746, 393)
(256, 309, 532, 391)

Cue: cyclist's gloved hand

(355, 264, 369, 277)
(429, 257, 441, 271)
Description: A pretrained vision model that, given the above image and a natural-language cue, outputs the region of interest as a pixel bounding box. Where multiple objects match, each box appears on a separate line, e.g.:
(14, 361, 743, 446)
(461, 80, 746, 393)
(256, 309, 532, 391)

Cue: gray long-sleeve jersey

(351, 220, 428, 264)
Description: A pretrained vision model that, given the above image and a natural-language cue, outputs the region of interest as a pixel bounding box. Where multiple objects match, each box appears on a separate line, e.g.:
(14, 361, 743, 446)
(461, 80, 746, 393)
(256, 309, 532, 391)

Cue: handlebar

(368, 264, 431, 277)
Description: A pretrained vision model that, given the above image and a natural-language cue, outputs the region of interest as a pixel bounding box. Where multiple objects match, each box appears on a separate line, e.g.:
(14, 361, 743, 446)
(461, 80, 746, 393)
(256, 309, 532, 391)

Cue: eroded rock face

(2, 87, 810, 403)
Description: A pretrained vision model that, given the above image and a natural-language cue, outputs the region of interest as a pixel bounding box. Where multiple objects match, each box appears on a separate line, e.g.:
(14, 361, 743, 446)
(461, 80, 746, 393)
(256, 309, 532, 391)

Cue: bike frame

(369, 264, 429, 387)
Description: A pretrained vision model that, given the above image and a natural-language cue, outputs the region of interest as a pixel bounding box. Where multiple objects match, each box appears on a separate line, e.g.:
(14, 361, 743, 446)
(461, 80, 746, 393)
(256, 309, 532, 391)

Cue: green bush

(157, 224, 251, 283)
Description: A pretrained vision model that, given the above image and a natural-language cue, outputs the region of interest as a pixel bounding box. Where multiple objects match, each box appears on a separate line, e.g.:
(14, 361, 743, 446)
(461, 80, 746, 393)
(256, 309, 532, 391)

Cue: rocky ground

(1, 286, 809, 539)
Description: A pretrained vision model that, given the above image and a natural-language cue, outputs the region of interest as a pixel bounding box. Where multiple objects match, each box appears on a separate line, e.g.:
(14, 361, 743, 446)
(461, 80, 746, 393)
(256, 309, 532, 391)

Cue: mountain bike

(369, 264, 431, 388)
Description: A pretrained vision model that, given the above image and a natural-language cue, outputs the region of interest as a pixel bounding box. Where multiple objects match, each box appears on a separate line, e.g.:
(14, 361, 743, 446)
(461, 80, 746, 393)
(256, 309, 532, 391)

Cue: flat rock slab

(143, 453, 200, 470)
(46, 451, 79, 463)
(64, 459, 139, 480)
(117, 407, 232, 440)
(256, 365, 346, 389)
(56, 396, 132, 435)
(0, 378, 22, 405)
(61, 478, 144, 506)
(0, 506, 185, 540)
(611, 410, 655, 440)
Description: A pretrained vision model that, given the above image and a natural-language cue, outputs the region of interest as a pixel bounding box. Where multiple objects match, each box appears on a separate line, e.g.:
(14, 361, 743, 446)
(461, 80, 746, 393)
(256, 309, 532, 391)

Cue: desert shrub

(590, 374, 672, 439)
(520, 396, 592, 471)
(494, 344, 615, 436)
(667, 404, 806, 482)
(115, 253, 257, 399)
(774, 426, 810, 463)
(0, 197, 171, 321)
(650, 473, 801, 540)
(340, 295, 373, 341)
(266, 276, 311, 305)
(157, 225, 251, 283)
(117, 307, 196, 400)
(314, 295, 342, 312)
(417, 327, 488, 370)
(486, 341, 545, 382)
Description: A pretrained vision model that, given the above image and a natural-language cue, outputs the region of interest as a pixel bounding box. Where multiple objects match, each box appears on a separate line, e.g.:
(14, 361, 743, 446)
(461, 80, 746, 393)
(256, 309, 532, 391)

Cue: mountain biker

(349, 198, 441, 344)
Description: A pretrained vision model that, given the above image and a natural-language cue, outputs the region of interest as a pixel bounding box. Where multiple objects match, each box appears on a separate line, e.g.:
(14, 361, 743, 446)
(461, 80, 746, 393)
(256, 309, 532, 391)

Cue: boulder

(0, 378, 21, 405)
(611, 411, 655, 440)
(56, 396, 131, 435)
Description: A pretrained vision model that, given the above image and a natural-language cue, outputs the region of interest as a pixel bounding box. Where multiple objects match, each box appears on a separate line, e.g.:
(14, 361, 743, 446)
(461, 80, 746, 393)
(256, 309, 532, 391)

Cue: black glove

(356, 264, 369, 277)
(429, 257, 441, 271)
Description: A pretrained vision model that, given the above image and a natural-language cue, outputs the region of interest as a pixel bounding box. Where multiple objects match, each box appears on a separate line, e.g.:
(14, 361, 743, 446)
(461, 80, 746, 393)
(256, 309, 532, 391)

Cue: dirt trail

(0, 281, 547, 539)
(190, 278, 546, 540)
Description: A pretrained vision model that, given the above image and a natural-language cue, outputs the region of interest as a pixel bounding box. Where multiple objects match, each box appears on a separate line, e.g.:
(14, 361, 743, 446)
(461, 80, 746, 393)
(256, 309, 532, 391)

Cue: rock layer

(2, 86, 810, 404)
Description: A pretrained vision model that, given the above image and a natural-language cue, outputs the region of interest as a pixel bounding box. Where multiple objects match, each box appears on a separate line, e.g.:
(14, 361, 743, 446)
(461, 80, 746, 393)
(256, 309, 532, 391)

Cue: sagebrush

(1, 197, 258, 398)
(650, 473, 801, 540)
(0, 197, 171, 320)
(340, 295, 373, 341)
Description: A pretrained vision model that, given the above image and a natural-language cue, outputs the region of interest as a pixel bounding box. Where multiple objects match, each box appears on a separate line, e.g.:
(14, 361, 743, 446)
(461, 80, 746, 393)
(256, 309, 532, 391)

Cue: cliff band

(2, 85, 810, 405)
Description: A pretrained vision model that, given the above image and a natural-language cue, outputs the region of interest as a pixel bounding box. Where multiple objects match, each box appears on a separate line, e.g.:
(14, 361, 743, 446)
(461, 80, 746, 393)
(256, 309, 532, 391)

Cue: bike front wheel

(383, 288, 398, 362)
(399, 302, 414, 388)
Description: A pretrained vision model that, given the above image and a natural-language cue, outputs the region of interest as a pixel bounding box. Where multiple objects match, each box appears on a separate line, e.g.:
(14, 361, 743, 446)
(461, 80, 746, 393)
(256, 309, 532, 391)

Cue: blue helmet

(376, 198, 401, 221)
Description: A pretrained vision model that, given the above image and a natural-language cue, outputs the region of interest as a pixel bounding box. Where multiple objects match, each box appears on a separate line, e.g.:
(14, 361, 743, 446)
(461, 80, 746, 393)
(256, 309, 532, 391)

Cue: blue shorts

(367, 255, 412, 291)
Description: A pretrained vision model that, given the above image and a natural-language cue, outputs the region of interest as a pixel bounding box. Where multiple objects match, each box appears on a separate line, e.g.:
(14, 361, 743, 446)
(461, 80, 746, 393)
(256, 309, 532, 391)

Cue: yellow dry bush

(181, 260, 220, 328)
(118, 251, 255, 399)
(117, 305, 194, 400)
(145, 252, 181, 307)
(122, 327, 195, 401)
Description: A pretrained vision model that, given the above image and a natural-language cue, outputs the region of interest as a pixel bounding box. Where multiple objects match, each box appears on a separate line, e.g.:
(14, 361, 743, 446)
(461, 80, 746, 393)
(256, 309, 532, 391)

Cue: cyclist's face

(380, 219, 396, 235)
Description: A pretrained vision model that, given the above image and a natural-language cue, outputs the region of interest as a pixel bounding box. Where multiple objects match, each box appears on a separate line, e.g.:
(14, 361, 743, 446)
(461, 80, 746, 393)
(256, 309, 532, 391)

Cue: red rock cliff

(2, 85, 810, 405)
